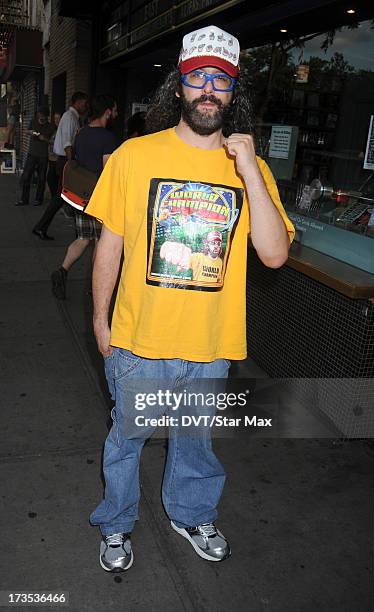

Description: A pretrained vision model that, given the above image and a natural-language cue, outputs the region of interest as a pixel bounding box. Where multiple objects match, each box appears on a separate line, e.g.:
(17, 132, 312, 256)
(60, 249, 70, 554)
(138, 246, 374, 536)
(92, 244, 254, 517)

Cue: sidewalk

(1, 174, 374, 611)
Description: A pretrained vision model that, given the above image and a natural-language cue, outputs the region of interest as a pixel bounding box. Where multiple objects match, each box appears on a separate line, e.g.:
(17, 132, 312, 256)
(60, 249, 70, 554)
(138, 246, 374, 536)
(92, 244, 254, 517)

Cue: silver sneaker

(171, 521, 231, 561)
(99, 532, 134, 572)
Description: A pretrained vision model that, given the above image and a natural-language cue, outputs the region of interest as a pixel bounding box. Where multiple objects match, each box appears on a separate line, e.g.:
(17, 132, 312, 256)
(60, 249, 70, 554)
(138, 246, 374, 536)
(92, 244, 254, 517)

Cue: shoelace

(198, 523, 217, 537)
(106, 533, 125, 546)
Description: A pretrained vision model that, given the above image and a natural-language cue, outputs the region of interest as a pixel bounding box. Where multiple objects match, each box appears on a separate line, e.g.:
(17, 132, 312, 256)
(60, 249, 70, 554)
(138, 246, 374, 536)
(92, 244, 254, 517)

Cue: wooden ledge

(248, 241, 374, 299)
(286, 243, 374, 299)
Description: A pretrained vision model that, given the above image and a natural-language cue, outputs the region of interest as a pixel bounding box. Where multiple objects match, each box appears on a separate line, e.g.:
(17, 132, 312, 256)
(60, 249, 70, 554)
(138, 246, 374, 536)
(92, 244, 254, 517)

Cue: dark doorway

(0, 96, 6, 127)
(51, 72, 66, 116)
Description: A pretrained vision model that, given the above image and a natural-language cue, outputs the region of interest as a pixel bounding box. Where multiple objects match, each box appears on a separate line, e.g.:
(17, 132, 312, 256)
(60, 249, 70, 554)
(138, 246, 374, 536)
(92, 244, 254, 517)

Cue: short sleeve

(256, 157, 295, 244)
(85, 145, 128, 237)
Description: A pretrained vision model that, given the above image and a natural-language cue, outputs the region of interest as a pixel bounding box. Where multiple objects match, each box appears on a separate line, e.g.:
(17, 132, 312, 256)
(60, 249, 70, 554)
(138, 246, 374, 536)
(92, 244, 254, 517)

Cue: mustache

(191, 94, 223, 110)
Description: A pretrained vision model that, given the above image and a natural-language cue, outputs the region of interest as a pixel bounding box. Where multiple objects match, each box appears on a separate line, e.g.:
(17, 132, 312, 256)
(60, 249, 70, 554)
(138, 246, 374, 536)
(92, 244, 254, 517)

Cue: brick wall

(49, 13, 76, 108)
(48, 6, 92, 109)
(74, 20, 92, 97)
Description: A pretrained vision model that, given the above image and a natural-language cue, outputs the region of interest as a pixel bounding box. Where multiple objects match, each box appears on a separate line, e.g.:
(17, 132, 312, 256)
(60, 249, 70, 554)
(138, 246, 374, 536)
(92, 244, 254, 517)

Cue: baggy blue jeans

(90, 348, 230, 536)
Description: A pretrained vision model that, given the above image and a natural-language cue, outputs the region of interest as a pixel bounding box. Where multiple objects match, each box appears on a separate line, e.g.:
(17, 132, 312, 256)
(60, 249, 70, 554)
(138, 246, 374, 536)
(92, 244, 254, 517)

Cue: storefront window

(245, 19, 374, 272)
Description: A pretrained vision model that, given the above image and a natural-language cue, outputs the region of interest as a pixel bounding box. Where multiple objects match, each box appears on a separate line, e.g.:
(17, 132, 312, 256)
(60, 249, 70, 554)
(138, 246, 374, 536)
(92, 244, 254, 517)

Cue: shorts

(75, 210, 102, 240)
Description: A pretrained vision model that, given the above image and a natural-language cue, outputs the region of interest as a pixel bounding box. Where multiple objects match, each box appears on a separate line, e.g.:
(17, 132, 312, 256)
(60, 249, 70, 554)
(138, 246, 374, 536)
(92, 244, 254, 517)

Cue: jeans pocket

(115, 348, 142, 381)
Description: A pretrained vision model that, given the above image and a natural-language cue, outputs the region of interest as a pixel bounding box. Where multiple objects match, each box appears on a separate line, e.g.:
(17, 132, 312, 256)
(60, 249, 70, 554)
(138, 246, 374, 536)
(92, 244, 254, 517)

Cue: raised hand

(223, 133, 257, 179)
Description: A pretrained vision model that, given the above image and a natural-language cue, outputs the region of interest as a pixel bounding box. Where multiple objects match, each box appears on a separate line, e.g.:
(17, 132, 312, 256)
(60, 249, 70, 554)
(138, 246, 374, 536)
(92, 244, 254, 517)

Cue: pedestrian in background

(46, 111, 62, 198)
(51, 94, 118, 300)
(16, 106, 54, 207)
(32, 92, 88, 240)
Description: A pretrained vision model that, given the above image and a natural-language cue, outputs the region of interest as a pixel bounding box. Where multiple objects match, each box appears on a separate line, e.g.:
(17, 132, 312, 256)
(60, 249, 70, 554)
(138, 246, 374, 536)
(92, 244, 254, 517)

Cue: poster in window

(268, 125, 292, 159)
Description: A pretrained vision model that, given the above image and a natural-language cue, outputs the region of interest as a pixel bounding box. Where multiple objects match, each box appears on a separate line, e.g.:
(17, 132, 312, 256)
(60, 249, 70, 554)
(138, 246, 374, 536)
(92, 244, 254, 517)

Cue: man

(16, 107, 54, 207)
(32, 92, 88, 240)
(85, 25, 295, 572)
(51, 95, 118, 300)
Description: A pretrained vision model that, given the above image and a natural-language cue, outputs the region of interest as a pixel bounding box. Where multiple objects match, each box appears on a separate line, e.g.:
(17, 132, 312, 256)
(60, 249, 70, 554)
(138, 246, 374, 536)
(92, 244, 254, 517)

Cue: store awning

(97, 0, 374, 66)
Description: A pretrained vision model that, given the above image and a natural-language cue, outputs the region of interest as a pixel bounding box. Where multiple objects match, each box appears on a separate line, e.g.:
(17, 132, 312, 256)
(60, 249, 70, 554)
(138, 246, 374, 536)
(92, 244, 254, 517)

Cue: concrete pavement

(1, 174, 374, 611)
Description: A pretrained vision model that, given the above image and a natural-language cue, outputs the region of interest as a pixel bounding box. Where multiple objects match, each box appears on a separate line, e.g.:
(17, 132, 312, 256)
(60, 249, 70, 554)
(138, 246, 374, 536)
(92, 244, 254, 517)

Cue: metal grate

(20, 74, 40, 165)
(246, 249, 374, 436)
(246, 249, 373, 378)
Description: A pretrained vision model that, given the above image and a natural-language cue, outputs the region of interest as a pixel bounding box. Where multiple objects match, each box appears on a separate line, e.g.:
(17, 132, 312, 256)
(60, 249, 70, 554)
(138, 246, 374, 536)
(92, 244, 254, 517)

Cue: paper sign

(269, 125, 292, 159)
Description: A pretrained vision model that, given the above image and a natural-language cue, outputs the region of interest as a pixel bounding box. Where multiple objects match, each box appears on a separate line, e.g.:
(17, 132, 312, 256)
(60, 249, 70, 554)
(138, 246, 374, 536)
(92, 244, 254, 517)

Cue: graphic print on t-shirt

(146, 178, 243, 291)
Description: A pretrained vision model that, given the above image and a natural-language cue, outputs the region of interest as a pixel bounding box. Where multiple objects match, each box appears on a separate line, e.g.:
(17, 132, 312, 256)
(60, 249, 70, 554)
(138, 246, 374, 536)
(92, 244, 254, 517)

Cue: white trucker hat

(178, 25, 240, 78)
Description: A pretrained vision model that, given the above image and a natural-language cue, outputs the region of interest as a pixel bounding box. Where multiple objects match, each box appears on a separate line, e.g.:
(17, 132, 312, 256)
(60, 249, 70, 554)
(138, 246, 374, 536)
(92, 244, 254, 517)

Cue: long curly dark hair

(145, 66, 254, 137)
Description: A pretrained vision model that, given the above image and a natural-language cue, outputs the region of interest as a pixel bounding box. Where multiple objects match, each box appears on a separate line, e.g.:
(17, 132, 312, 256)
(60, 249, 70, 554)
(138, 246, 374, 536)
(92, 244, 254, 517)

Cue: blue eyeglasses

(181, 70, 236, 92)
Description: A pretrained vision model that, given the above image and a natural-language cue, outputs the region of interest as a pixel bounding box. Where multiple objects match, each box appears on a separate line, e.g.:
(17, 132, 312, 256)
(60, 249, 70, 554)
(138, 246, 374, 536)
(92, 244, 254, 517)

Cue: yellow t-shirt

(85, 127, 295, 362)
(190, 253, 223, 283)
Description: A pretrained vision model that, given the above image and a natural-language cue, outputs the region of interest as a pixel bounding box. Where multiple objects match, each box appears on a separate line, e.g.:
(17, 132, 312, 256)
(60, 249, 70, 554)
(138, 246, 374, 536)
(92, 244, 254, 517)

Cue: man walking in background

(32, 92, 88, 240)
(51, 95, 117, 300)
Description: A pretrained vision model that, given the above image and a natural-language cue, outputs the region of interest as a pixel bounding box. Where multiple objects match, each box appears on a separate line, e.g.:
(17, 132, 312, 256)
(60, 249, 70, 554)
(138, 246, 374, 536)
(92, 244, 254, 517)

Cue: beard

(179, 91, 231, 136)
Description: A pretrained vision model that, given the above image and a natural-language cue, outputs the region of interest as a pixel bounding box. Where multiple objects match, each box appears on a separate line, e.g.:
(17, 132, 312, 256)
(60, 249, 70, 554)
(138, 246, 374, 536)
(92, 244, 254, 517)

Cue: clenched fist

(224, 133, 257, 179)
(160, 241, 192, 271)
